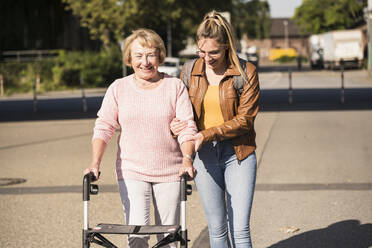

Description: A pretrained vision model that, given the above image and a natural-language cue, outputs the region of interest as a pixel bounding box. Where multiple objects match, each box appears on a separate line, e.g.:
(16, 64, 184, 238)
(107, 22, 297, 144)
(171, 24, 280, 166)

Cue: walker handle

(180, 173, 189, 201)
(83, 172, 99, 201)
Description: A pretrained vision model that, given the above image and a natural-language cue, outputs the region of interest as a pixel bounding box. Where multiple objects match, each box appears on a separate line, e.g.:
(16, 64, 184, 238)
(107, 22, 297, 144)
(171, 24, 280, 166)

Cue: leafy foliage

(52, 45, 122, 87)
(293, 0, 367, 34)
(274, 55, 297, 63)
(0, 60, 57, 94)
(62, 0, 231, 54)
(0, 46, 122, 95)
(232, 0, 271, 40)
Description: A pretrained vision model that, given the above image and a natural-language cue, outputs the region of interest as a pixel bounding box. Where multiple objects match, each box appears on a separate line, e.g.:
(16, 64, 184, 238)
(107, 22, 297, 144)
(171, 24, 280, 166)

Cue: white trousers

(118, 179, 180, 248)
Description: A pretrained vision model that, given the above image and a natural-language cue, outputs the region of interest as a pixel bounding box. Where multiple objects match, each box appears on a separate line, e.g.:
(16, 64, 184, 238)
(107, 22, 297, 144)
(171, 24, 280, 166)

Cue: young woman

(84, 28, 197, 248)
(170, 11, 260, 248)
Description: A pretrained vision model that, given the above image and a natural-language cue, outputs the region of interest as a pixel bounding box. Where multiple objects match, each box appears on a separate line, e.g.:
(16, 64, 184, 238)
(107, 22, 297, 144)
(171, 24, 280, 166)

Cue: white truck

(309, 29, 364, 69)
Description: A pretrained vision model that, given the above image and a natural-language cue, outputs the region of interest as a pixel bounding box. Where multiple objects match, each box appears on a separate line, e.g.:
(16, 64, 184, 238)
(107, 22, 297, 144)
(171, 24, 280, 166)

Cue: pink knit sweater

(93, 74, 197, 182)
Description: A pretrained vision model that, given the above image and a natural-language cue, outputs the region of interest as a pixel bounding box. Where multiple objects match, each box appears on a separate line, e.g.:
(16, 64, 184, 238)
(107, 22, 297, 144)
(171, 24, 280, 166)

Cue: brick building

(242, 18, 309, 63)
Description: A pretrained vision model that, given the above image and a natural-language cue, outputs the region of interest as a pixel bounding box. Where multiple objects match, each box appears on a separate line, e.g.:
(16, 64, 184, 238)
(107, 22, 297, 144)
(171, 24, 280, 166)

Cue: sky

(266, 0, 303, 18)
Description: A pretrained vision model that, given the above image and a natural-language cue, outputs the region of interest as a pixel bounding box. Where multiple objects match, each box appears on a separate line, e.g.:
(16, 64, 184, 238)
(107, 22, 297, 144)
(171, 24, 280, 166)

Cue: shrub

(0, 60, 57, 95)
(0, 46, 123, 95)
(274, 55, 297, 63)
(52, 45, 122, 88)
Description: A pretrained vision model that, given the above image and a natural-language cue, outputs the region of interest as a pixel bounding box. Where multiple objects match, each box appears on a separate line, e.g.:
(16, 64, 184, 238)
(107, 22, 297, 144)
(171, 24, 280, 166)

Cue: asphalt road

(0, 66, 371, 247)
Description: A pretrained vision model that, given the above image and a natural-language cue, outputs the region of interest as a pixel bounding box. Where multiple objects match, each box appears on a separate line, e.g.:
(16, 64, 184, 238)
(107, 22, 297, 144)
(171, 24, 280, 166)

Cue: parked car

(238, 46, 259, 68)
(158, 57, 181, 77)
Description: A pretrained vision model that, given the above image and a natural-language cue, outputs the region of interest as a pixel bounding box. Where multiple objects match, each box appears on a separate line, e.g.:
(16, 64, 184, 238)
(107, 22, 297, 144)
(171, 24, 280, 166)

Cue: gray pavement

(0, 67, 372, 247)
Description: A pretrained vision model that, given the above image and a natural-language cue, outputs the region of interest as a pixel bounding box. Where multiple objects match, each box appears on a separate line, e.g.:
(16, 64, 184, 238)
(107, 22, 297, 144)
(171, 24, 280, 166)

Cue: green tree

(293, 0, 367, 34)
(62, 0, 231, 54)
(232, 0, 271, 40)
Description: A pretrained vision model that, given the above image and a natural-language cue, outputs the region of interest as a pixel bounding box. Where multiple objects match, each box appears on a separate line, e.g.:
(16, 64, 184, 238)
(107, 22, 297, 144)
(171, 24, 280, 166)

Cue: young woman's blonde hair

(196, 10, 248, 82)
(122, 28, 166, 66)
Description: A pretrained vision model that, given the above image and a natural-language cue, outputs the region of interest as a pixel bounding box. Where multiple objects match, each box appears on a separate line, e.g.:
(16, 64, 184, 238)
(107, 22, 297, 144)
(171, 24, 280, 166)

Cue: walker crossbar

(82, 172, 191, 248)
(89, 223, 181, 235)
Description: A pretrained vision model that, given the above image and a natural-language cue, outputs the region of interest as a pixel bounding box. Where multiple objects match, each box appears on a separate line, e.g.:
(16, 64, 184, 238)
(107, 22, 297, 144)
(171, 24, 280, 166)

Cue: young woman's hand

(193, 132, 204, 152)
(170, 118, 188, 136)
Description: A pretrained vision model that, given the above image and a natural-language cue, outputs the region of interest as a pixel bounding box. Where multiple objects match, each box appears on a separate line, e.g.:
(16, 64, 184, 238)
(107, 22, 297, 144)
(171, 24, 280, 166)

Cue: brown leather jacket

(180, 58, 260, 161)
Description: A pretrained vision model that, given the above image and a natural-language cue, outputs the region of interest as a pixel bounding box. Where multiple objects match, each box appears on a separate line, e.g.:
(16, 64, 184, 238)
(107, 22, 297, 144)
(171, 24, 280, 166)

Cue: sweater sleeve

(92, 83, 119, 144)
(175, 80, 197, 145)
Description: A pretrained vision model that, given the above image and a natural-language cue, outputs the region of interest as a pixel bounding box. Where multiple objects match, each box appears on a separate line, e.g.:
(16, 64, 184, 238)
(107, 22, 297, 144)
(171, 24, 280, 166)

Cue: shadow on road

(1, 87, 372, 122)
(192, 220, 372, 248)
(0, 96, 101, 122)
(261, 88, 372, 112)
(268, 220, 372, 248)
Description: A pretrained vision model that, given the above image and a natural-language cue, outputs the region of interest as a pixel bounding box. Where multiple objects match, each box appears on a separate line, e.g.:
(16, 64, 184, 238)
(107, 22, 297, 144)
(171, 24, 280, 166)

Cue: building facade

(243, 18, 309, 63)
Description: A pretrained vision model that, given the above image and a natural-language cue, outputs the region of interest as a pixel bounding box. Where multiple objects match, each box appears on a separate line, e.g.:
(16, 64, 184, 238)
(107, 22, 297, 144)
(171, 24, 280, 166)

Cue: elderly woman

(84, 28, 197, 248)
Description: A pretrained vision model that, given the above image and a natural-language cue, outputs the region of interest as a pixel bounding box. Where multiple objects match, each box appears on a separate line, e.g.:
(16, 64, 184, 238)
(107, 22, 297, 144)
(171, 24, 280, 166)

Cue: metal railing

(287, 65, 346, 104)
(1, 50, 60, 62)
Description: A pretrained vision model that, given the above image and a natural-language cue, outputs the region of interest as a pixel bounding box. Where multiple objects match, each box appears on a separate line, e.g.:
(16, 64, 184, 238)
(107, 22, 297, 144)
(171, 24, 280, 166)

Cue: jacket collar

(191, 58, 241, 77)
(191, 58, 204, 76)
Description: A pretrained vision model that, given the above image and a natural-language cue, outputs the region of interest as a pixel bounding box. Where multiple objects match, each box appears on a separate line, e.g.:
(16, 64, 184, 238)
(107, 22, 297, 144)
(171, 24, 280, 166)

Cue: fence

(1, 50, 60, 62)
(286, 66, 346, 105)
(0, 65, 350, 113)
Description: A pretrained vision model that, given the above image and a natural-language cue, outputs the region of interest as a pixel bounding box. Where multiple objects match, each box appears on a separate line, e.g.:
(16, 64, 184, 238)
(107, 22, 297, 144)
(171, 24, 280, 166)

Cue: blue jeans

(194, 140, 257, 248)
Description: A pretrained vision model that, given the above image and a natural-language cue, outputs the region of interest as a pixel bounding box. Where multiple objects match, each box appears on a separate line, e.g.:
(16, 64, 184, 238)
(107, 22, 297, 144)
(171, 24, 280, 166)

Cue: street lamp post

(167, 18, 172, 57)
(283, 20, 289, 49)
(368, 0, 372, 75)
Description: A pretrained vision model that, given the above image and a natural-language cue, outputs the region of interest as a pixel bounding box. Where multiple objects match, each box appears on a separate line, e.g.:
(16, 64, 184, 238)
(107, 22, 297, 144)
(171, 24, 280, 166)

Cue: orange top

(198, 85, 224, 130)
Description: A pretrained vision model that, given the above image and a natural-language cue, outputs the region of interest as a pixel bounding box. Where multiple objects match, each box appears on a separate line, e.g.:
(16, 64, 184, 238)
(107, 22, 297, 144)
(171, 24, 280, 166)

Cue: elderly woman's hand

(178, 157, 196, 180)
(83, 163, 100, 181)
